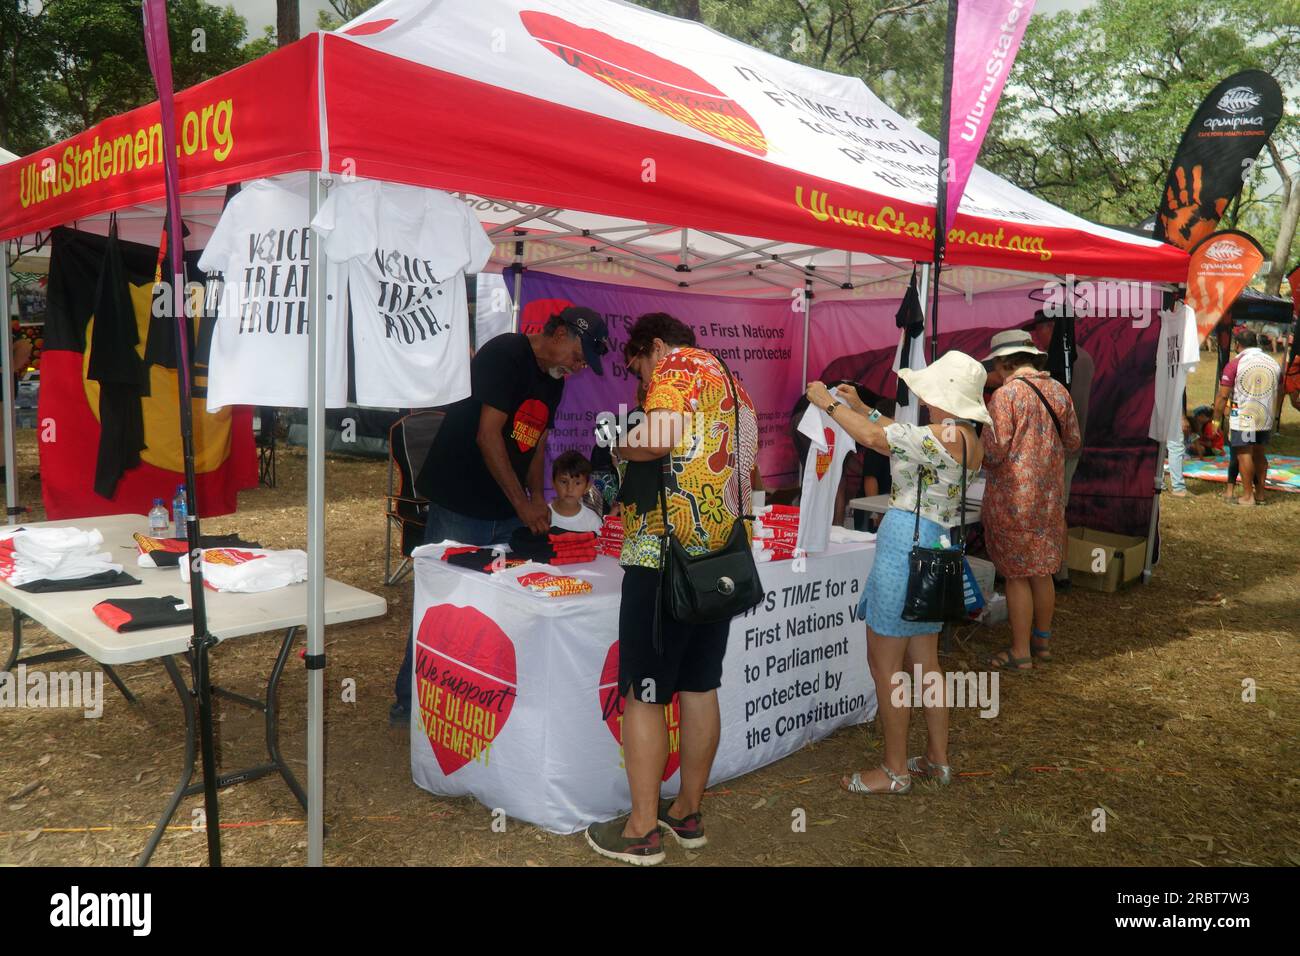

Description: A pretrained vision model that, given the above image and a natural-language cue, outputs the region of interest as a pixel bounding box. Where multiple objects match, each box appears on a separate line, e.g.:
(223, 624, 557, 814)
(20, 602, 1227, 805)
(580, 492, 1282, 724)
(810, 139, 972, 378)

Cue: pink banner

(517, 272, 806, 487)
(945, 0, 1037, 233)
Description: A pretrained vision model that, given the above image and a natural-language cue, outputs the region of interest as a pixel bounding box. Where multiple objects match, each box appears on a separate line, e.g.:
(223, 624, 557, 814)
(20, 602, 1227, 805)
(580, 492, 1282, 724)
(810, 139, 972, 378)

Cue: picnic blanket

(1172, 455, 1300, 493)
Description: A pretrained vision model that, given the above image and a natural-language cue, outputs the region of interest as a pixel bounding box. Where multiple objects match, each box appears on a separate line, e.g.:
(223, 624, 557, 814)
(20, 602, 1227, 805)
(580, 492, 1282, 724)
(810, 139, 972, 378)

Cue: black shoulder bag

(901, 432, 969, 624)
(655, 355, 764, 645)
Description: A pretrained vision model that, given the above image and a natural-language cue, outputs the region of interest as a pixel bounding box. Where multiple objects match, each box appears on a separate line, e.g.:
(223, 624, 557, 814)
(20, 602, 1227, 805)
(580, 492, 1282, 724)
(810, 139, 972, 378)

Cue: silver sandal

(842, 765, 912, 795)
(907, 755, 954, 785)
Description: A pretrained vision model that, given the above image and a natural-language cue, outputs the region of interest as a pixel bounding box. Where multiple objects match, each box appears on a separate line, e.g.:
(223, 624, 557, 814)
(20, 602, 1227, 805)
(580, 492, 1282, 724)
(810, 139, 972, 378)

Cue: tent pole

(306, 171, 328, 867)
(510, 232, 524, 332)
(800, 275, 812, 383)
(1, 242, 17, 523)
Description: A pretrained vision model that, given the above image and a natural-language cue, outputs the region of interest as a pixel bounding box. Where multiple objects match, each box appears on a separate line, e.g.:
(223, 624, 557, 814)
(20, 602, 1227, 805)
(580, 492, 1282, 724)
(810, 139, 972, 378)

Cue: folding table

(0, 514, 386, 865)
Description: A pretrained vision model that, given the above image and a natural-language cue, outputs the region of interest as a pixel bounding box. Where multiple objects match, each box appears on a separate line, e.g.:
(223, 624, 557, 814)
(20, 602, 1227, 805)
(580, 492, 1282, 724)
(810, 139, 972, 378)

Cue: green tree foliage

(0, 0, 53, 156)
(1, 0, 250, 150)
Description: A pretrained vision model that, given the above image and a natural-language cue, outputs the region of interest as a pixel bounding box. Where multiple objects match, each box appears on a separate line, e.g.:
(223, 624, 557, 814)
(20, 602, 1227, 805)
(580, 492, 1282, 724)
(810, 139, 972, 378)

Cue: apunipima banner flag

(1184, 230, 1265, 343)
(1154, 70, 1283, 251)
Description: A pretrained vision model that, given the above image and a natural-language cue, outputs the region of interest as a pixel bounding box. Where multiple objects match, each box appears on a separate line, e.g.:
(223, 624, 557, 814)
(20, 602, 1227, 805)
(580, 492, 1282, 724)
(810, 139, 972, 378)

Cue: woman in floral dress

(806, 352, 988, 796)
(980, 332, 1081, 671)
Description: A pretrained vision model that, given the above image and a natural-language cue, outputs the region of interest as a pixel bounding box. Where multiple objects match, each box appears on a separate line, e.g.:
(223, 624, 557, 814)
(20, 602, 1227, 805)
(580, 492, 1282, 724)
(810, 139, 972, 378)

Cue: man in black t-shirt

(391, 306, 609, 723)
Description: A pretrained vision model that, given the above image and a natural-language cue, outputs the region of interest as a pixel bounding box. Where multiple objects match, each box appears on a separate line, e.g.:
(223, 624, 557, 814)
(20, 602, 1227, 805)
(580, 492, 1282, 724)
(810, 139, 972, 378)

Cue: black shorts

(1229, 428, 1271, 448)
(618, 566, 731, 705)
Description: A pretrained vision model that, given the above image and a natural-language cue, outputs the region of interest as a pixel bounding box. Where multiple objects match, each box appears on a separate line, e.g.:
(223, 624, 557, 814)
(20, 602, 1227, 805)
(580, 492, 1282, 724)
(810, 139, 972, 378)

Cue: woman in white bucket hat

(980, 330, 1080, 672)
(806, 350, 987, 795)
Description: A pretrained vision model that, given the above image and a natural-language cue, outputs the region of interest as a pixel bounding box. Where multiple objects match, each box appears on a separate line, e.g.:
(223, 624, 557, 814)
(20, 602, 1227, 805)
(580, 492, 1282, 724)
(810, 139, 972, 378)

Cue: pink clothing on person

(982, 369, 1082, 578)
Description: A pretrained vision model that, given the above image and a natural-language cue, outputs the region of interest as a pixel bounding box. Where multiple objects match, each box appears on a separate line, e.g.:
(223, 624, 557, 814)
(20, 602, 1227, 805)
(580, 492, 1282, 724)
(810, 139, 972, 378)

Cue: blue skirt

(859, 508, 949, 638)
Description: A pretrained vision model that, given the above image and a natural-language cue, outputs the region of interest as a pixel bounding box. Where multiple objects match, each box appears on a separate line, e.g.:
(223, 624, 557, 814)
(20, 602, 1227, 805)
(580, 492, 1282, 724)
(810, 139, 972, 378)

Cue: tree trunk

(677, 1, 702, 21)
(277, 0, 301, 47)
(1264, 142, 1298, 296)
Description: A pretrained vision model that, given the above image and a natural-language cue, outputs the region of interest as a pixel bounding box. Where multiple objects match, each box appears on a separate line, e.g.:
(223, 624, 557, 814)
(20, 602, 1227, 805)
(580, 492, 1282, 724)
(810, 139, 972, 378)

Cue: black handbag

(901, 433, 969, 624)
(654, 354, 764, 643)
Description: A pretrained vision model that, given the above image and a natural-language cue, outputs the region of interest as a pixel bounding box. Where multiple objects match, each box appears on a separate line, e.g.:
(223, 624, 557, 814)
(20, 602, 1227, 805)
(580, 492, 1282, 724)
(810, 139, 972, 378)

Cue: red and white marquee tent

(0, 0, 1190, 866)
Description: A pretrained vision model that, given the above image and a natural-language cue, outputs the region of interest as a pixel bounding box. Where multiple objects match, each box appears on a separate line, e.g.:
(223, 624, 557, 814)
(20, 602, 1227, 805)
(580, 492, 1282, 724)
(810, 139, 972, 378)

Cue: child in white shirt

(550, 450, 603, 533)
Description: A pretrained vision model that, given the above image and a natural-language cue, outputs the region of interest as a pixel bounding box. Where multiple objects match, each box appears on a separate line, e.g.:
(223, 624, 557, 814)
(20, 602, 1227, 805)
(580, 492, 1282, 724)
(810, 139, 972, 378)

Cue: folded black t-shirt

(94, 596, 193, 632)
(17, 570, 140, 593)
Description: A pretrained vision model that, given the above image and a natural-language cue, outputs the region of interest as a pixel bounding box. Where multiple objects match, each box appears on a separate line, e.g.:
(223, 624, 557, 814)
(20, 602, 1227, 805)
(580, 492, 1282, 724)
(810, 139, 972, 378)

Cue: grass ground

(1, 354, 1296, 867)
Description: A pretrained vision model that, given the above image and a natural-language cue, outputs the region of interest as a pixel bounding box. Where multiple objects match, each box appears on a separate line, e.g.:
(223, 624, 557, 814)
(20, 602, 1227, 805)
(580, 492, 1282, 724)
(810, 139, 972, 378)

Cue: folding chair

(384, 410, 444, 585)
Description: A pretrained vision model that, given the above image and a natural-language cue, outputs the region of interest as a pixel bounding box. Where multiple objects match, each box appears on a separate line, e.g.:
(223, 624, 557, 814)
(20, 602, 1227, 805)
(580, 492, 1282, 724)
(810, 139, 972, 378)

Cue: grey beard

(548, 366, 570, 379)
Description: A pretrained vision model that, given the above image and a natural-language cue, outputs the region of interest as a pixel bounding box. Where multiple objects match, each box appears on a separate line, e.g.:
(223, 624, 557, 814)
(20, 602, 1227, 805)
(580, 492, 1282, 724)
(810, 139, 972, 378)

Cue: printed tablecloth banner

(410, 544, 877, 833)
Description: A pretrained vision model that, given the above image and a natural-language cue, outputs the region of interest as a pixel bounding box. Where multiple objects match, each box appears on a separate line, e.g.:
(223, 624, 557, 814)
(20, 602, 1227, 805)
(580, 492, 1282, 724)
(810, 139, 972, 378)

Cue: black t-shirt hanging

(418, 333, 563, 519)
(87, 217, 150, 499)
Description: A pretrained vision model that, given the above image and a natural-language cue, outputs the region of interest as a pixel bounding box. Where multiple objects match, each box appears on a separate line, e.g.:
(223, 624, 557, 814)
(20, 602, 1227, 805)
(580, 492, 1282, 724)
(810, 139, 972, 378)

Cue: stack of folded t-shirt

(94, 596, 193, 632)
(751, 505, 803, 563)
(440, 546, 527, 574)
(134, 532, 262, 568)
(596, 515, 624, 558)
(0, 526, 139, 591)
(180, 547, 308, 593)
(509, 528, 599, 566)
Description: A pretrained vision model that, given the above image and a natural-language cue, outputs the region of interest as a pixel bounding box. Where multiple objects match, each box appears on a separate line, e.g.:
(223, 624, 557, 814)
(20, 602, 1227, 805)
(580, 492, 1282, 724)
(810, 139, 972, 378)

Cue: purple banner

(809, 290, 1161, 538)
(517, 272, 806, 488)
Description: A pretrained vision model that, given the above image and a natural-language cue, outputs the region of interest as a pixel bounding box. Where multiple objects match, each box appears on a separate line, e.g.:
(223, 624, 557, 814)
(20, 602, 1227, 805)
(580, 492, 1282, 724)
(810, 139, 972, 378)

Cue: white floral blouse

(885, 422, 979, 528)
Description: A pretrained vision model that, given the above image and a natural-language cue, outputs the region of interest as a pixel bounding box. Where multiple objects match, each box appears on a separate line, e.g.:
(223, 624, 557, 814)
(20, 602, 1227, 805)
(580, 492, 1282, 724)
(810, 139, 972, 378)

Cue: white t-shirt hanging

(795, 404, 855, 553)
(312, 179, 494, 409)
(1149, 302, 1199, 443)
(197, 175, 348, 411)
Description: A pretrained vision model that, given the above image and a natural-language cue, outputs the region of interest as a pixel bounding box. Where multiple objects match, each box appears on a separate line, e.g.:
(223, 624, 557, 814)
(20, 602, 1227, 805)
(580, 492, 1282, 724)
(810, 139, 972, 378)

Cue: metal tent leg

(139, 655, 196, 867)
(137, 627, 310, 865)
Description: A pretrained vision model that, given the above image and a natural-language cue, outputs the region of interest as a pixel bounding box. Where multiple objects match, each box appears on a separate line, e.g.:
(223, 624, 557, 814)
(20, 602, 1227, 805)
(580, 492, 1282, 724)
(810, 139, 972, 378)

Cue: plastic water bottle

(172, 485, 187, 540)
(148, 498, 168, 536)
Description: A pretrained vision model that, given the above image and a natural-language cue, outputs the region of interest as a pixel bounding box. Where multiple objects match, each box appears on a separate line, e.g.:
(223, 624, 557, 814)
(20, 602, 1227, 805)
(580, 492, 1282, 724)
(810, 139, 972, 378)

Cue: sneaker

(585, 816, 665, 866)
(658, 798, 707, 848)
(388, 700, 410, 728)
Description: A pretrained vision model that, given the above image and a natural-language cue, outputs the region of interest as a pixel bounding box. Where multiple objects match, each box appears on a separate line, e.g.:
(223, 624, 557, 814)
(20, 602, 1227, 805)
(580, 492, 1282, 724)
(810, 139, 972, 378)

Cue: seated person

(550, 450, 603, 533)
(1186, 405, 1224, 458)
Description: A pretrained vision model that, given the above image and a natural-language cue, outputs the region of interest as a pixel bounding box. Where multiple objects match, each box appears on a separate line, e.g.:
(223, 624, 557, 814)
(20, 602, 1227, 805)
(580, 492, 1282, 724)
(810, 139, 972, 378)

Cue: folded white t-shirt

(180, 548, 308, 593)
(549, 504, 603, 534)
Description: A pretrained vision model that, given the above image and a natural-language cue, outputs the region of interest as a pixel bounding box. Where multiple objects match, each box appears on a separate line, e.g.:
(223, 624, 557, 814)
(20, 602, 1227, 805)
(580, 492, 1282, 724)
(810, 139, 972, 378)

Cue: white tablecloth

(408, 543, 878, 833)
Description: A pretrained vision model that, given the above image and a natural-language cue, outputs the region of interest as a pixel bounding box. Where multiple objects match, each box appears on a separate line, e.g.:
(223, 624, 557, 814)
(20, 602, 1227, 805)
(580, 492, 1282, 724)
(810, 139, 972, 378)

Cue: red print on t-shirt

(511, 398, 548, 453)
(815, 428, 835, 480)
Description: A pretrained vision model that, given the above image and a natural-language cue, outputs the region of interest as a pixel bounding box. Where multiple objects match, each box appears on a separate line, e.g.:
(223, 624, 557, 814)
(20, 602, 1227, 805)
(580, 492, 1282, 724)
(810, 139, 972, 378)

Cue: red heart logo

(511, 398, 549, 453)
(815, 427, 835, 480)
(521, 11, 768, 157)
(415, 604, 517, 776)
(343, 17, 397, 36)
(598, 641, 681, 781)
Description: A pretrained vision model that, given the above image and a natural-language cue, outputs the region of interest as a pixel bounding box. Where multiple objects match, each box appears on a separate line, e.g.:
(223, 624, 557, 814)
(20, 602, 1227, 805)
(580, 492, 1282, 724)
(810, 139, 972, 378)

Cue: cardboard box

(1066, 527, 1146, 592)
(967, 555, 996, 601)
